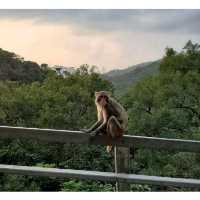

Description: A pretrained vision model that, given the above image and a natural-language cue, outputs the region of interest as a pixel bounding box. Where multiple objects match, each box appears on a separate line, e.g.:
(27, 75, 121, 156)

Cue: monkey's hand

(80, 129, 91, 133)
(90, 130, 99, 137)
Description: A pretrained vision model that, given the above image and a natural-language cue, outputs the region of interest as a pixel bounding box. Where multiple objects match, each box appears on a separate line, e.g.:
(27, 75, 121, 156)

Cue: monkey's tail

(106, 145, 113, 153)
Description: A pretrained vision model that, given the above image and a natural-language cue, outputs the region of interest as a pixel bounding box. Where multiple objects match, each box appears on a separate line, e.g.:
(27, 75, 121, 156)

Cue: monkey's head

(95, 91, 110, 107)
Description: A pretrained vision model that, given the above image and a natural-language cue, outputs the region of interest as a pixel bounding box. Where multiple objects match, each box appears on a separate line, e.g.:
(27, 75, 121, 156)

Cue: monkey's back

(108, 97, 128, 130)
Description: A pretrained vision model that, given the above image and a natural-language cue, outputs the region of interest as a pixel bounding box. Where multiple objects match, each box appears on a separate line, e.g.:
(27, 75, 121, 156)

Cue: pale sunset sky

(0, 9, 200, 72)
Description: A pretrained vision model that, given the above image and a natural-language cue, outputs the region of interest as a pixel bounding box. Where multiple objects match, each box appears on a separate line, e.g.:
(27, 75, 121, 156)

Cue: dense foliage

(0, 48, 47, 83)
(121, 40, 200, 191)
(0, 40, 200, 191)
(0, 64, 115, 191)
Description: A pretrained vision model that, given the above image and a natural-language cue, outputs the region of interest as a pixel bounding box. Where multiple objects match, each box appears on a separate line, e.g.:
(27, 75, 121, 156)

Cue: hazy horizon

(0, 9, 200, 72)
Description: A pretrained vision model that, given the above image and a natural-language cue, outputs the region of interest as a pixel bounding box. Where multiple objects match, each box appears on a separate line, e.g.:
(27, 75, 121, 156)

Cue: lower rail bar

(0, 164, 200, 188)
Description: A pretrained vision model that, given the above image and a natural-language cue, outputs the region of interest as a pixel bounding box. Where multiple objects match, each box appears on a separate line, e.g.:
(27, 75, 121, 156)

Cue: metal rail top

(0, 125, 200, 152)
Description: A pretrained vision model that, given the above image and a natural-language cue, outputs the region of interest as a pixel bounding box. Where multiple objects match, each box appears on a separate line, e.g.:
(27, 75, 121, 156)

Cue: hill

(0, 47, 160, 91)
(103, 60, 160, 95)
(0, 48, 47, 83)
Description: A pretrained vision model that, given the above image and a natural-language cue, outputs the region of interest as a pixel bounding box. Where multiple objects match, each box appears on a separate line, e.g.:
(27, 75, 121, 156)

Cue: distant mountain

(0, 47, 160, 91)
(104, 60, 160, 95)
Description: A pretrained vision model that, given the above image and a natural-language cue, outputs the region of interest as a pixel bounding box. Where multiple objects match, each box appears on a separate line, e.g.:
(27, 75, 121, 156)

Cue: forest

(0, 40, 200, 191)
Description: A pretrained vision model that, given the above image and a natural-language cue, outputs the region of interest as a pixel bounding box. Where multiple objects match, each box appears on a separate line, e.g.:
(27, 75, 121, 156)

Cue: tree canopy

(0, 48, 47, 83)
(120, 40, 200, 191)
(1, 41, 200, 191)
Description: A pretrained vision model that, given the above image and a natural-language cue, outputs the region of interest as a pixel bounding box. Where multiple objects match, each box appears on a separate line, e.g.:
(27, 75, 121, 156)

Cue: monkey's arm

(85, 120, 102, 133)
(90, 109, 108, 136)
(91, 121, 106, 135)
(83, 107, 105, 134)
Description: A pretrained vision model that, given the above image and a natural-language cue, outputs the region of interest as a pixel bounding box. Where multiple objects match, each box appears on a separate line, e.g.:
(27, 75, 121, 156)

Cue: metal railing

(0, 125, 200, 191)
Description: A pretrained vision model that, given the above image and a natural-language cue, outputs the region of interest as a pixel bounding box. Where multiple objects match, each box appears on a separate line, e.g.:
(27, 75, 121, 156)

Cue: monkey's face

(95, 91, 109, 107)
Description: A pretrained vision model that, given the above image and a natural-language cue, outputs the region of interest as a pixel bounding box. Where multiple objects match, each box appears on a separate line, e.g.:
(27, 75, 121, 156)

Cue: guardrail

(0, 125, 200, 152)
(0, 125, 200, 191)
(0, 164, 200, 188)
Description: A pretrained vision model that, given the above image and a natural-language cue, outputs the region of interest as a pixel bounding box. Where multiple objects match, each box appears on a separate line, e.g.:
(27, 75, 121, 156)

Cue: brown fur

(94, 91, 128, 152)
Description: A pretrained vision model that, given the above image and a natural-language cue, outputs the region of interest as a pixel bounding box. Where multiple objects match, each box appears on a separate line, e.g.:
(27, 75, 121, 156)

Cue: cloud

(0, 18, 133, 71)
(1, 9, 200, 34)
(0, 9, 200, 71)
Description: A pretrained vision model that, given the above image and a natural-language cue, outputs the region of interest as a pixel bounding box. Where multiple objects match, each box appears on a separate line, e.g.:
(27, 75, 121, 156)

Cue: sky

(0, 9, 200, 72)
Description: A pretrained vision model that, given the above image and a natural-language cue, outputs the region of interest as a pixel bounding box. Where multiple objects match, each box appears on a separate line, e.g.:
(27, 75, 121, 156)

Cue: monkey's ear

(105, 91, 111, 97)
(95, 91, 100, 97)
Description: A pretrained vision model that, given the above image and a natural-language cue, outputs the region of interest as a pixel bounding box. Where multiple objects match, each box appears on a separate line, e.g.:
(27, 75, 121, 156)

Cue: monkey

(83, 91, 128, 152)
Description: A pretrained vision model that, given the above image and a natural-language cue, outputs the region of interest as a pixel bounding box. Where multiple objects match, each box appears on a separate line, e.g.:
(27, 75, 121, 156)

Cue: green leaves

(160, 40, 200, 74)
(120, 41, 200, 191)
(0, 65, 114, 191)
(61, 180, 114, 192)
(0, 48, 46, 83)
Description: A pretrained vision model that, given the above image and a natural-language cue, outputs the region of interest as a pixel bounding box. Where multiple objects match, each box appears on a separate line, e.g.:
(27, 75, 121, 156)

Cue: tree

(121, 41, 200, 191)
(0, 65, 114, 191)
(160, 40, 200, 74)
(0, 48, 48, 83)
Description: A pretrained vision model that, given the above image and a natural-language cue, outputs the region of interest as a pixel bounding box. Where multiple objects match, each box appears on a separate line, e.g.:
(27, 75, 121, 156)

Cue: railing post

(114, 146, 130, 191)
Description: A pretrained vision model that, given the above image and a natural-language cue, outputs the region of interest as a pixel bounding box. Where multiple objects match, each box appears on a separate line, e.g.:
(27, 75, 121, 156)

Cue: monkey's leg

(106, 116, 123, 153)
(106, 116, 123, 138)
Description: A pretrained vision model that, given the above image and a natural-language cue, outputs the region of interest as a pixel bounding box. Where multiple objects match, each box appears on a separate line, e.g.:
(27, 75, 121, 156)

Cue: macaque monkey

(83, 91, 128, 152)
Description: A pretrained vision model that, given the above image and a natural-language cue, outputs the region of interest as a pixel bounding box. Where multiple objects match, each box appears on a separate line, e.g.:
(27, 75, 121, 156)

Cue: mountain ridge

(103, 60, 161, 95)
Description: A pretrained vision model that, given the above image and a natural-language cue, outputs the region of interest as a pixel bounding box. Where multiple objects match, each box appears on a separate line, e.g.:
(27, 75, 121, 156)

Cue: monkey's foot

(106, 145, 113, 153)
